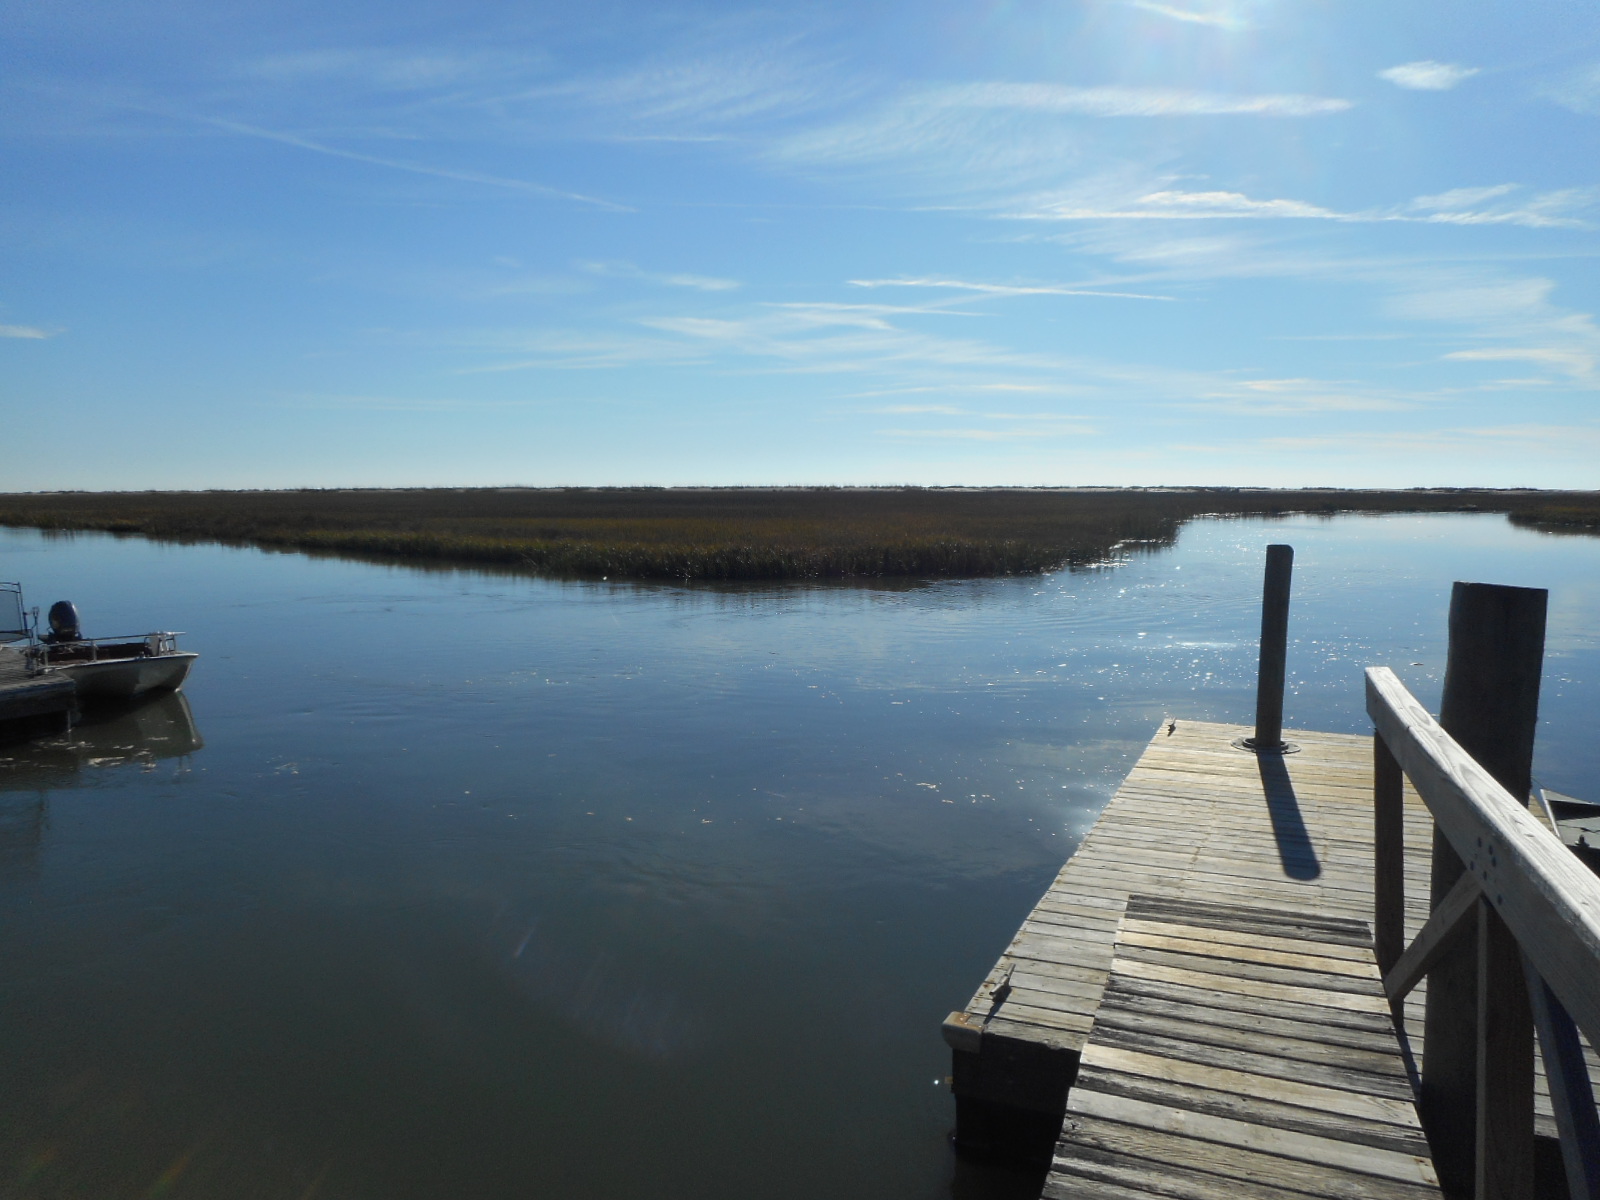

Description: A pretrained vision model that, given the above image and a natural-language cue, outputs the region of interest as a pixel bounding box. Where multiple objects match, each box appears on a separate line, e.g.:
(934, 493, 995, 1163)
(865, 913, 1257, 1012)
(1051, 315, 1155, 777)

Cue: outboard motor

(45, 600, 82, 644)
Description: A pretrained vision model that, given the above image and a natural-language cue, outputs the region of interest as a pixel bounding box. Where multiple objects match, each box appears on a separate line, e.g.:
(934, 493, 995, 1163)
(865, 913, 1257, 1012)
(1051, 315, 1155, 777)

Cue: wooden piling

(1422, 581, 1548, 1196)
(1249, 544, 1293, 752)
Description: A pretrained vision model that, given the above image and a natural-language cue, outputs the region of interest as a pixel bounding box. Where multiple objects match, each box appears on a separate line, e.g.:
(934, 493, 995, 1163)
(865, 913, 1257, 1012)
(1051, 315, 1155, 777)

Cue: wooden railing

(1368, 665, 1600, 1200)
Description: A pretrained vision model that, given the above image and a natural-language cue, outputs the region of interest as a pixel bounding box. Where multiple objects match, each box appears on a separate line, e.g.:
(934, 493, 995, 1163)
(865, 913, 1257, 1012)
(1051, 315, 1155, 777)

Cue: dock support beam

(1422, 581, 1547, 1198)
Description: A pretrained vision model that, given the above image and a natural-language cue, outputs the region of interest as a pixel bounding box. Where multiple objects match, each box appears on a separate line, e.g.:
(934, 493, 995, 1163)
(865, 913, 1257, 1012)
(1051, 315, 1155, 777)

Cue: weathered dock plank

(1049, 897, 1442, 1199)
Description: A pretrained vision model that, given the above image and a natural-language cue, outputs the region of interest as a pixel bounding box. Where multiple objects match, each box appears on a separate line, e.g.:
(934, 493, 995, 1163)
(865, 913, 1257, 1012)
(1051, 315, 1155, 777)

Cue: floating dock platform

(0, 646, 74, 744)
(945, 717, 1600, 1198)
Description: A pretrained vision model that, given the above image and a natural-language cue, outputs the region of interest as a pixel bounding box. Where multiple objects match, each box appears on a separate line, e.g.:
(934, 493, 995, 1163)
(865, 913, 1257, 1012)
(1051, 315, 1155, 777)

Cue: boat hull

(52, 653, 199, 700)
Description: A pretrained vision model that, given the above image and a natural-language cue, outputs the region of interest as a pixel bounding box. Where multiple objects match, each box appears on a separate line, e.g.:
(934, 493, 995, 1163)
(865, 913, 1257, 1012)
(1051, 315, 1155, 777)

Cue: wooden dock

(944, 716, 1600, 1197)
(0, 645, 74, 744)
(1049, 893, 1440, 1199)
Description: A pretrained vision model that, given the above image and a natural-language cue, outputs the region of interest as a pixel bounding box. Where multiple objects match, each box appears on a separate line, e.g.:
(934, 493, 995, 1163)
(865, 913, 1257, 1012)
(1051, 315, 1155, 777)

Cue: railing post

(1421, 581, 1547, 1197)
(1373, 733, 1405, 979)
(1523, 955, 1600, 1200)
(1477, 901, 1536, 1200)
(1247, 544, 1293, 752)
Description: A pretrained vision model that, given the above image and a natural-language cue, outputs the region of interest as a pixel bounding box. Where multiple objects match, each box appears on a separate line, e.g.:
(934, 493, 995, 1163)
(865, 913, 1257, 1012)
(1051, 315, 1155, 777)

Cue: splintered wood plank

(1079, 1043, 1423, 1130)
(1112, 931, 1383, 978)
(1069, 1090, 1438, 1187)
(1050, 896, 1443, 1199)
(1118, 916, 1378, 962)
(1088, 1001, 1415, 1079)
(1105, 954, 1393, 1016)
(1104, 973, 1401, 1039)
(1054, 1115, 1441, 1200)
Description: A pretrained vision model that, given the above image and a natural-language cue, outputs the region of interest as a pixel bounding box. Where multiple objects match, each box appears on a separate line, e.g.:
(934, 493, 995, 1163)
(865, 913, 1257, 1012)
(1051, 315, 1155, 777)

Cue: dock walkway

(944, 718, 1443, 1194)
(945, 716, 1597, 1196)
(944, 718, 1433, 1112)
(1049, 894, 1439, 1199)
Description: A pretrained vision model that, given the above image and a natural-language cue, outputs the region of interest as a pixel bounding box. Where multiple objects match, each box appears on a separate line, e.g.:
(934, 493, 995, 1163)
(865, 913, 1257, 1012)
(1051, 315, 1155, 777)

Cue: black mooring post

(1437, 582, 1547, 802)
(1248, 544, 1294, 752)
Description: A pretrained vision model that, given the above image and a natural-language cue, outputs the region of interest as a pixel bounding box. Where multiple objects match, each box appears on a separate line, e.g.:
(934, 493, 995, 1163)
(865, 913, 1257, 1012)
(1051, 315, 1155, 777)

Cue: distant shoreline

(1, 487, 1596, 581)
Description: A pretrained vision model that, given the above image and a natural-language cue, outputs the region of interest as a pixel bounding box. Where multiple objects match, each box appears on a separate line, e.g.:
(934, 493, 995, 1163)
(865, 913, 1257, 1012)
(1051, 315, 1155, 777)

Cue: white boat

(3, 583, 198, 702)
(30, 633, 198, 700)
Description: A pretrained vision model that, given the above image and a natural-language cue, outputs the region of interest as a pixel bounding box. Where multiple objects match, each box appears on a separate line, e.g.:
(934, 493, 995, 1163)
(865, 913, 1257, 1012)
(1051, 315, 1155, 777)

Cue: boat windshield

(0, 583, 28, 643)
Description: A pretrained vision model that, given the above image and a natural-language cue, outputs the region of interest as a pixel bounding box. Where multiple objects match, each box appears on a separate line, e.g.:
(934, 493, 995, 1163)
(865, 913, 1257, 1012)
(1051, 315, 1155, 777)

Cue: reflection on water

(0, 515, 1595, 1200)
(3, 691, 202, 784)
(497, 913, 705, 1062)
(0, 693, 203, 882)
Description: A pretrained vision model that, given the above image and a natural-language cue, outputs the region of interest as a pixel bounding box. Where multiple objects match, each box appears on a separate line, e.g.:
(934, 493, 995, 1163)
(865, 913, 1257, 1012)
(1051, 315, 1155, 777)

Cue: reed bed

(1, 488, 1595, 581)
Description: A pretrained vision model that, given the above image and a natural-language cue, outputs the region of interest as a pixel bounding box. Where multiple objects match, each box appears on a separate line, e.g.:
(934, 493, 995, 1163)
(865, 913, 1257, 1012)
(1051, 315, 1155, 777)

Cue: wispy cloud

(1404, 185, 1596, 228)
(764, 301, 985, 319)
(185, 114, 630, 210)
(201, 27, 865, 172)
(285, 392, 549, 412)
(770, 83, 1351, 190)
(974, 187, 1600, 399)
(1193, 377, 1416, 415)
(579, 260, 740, 290)
(1241, 424, 1600, 457)
(915, 83, 1350, 118)
(1542, 63, 1600, 115)
(1273, 333, 1410, 342)
(1444, 346, 1596, 380)
(1387, 275, 1600, 386)
(0, 324, 57, 339)
(1454, 423, 1600, 450)
(1379, 61, 1480, 91)
(239, 47, 523, 92)
(453, 298, 1097, 383)
(1018, 187, 1350, 221)
(842, 382, 1076, 399)
(553, 56, 829, 126)
(1011, 181, 1596, 229)
(454, 329, 716, 372)
(497, 29, 850, 134)
(849, 276, 1175, 301)
(444, 292, 1436, 427)
(1407, 184, 1517, 210)
(873, 404, 1090, 421)
(1126, 1, 1250, 30)
(876, 425, 1093, 441)
(777, 82, 1347, 167)
(1387, 277, 1555, 324)
(867, 397, 1102, 442)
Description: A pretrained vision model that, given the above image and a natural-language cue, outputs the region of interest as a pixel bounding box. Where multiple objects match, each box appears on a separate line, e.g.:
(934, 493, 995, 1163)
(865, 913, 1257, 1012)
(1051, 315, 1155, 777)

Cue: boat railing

(1367, 665, 1600, 1199)
(24, 631, 186, 673)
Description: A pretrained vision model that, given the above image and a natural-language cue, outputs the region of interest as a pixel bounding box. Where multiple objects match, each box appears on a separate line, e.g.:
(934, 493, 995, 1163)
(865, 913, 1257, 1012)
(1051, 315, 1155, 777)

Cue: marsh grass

(1, 487, 1596, 581)
(1508, 502, 1600, 535)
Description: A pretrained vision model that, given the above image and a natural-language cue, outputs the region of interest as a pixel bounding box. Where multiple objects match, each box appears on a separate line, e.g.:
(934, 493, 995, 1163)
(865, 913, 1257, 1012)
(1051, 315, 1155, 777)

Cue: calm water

(1, 514, 1597, 1200)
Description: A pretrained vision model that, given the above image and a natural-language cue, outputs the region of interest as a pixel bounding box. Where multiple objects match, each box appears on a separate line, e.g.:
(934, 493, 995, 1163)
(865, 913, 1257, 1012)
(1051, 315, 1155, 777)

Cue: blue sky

(4, 0, 1599, 489)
